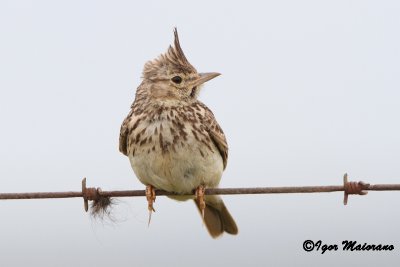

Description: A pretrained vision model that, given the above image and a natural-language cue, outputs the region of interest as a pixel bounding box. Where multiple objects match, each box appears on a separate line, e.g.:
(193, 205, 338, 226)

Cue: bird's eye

(171, 76, 182, 84)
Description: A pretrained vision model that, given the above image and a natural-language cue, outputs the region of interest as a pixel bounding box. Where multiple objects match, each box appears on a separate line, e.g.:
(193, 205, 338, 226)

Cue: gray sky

(1, 0, 399, 266)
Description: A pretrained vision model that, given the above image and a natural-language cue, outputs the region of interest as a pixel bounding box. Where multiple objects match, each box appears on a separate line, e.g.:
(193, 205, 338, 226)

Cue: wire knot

(82, 178, 101, 212)
(343, 173, 369, 205)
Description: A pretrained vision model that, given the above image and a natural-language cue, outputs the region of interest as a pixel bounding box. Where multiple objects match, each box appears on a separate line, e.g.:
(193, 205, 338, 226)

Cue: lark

(119, 28, 238, 238)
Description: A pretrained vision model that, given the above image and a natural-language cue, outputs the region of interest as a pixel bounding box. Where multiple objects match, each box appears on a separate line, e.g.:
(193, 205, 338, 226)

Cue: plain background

(1, 0, 399, 266)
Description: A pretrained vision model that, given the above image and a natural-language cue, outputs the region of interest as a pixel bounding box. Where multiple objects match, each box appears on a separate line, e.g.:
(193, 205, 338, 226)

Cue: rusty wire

(0, 174, 399, 212)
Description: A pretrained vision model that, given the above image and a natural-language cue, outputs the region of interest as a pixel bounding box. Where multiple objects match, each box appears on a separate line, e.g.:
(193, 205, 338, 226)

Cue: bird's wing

(201, 104, 229, 170)
(119, 109, 134, 156)
(120, 83, 148, 156)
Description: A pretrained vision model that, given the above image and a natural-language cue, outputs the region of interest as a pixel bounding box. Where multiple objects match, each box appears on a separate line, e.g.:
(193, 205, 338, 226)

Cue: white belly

(128, 122, 224, 194)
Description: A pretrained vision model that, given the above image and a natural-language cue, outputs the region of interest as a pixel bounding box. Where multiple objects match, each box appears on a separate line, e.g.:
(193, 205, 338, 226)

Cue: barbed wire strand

(0, 174, 399, 211)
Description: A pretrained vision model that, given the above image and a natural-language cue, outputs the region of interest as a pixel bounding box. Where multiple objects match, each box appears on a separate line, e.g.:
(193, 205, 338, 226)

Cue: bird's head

(142, 28, 220, 104)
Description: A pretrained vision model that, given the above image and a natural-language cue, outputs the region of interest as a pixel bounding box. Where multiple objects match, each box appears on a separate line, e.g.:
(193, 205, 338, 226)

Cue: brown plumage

(119, 28, 237, 238)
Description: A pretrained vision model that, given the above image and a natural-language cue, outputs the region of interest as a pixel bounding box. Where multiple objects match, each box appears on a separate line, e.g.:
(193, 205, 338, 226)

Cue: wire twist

(82, 178, 101, 211)
(343, 173, 370, 205)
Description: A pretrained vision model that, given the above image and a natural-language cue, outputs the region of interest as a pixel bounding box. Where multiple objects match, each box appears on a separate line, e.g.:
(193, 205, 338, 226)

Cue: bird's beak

(193, 72, 221, 87)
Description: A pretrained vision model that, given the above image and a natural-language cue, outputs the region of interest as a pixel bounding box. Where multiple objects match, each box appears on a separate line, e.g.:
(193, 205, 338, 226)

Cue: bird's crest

(142, 28, 197, 78)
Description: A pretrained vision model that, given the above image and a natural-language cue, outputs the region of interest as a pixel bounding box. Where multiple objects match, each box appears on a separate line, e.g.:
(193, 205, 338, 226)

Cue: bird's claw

(146, 185, 156, 226)
(195, 185, 206, 221)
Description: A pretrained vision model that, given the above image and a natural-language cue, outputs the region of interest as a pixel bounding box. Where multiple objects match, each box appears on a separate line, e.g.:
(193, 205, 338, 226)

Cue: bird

(119, 28, 238, 238)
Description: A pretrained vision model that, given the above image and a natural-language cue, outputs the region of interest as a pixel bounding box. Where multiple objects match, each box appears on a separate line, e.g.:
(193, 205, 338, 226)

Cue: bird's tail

(194, 195, 238, 238)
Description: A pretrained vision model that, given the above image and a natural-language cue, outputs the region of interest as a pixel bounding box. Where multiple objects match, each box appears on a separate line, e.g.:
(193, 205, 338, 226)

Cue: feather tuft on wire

(90, 195, 116, 220)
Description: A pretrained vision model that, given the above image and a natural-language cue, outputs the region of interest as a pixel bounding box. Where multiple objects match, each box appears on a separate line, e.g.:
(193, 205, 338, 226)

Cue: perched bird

(119, 28, 238, 238)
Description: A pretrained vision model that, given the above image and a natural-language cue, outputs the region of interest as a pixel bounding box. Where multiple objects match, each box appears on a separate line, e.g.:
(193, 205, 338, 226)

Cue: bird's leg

(145, 185, 156, 226)
(195, 185, 206, 220)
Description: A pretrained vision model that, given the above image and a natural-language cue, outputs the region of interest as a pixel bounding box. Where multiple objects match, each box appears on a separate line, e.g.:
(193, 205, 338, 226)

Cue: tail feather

(194, 196, 238, 238)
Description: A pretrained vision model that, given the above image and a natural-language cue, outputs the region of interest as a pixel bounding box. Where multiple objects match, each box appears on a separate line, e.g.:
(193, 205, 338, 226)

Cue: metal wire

(0, 174, 399, 210)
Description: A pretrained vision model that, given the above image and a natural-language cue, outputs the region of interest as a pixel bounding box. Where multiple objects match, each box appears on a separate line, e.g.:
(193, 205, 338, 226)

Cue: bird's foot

(145, 185, 156, 226)
(195, 185, 206, 221)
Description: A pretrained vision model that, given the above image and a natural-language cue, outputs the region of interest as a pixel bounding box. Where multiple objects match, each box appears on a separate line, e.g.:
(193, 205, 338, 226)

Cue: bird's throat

(190, 86, 197, 98)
